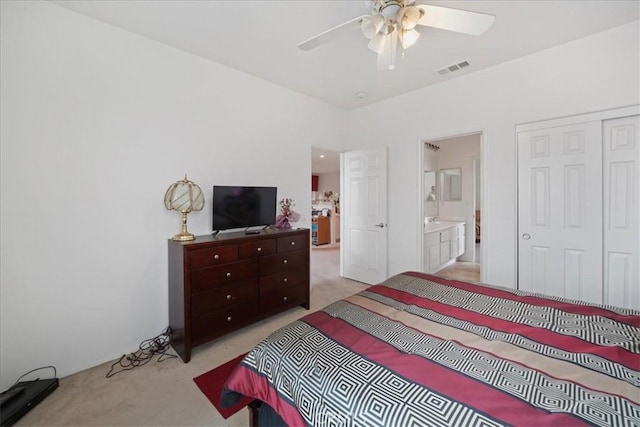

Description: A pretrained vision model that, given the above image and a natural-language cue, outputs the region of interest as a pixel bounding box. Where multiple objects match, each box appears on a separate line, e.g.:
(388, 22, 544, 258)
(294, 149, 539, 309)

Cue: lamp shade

(361, 14, 385, 39)
(368, 31, 388, 54)
(399, 6, 422, 30)
(164, 175, 204, 241)
(164, 175, 204, 213)
(400, 28, 420, 49)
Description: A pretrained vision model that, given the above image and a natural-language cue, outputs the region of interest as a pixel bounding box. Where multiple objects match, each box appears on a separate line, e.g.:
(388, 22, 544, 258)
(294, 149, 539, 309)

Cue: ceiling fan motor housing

(375, 0, 406, 19)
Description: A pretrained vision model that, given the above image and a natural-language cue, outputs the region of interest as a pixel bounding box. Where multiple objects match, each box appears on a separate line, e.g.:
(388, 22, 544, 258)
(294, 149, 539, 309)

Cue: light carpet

(16, 246, 367, 426)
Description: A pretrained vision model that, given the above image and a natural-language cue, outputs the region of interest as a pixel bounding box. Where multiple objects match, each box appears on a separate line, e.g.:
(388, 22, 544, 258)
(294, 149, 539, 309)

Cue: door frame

(418, 129, 487, 282)
(472, 155, 481, 263)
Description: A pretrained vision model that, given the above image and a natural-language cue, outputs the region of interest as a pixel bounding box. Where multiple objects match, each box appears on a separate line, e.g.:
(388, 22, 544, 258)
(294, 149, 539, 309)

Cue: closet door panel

(517, 122, 602, 303)
(603, 115, 639, 310)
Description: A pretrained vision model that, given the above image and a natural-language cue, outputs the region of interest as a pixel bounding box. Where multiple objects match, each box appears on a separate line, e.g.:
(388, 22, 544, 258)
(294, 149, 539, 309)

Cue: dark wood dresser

(168, 228, 310, 362)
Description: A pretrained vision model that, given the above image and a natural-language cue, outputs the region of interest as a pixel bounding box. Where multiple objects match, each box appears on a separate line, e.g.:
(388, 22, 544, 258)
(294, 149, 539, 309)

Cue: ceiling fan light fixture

(399, 6, 422, 30)
(399, 28, 420, 49)
(298, 0, 496, 73)
(368, 32, 388, 54)
(361, 13, 385, 39)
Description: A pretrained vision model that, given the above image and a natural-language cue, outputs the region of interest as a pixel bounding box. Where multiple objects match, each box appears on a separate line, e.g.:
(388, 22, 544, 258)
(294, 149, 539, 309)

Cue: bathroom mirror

(439, 168, 462, 201)
(424, 171, 436, 201)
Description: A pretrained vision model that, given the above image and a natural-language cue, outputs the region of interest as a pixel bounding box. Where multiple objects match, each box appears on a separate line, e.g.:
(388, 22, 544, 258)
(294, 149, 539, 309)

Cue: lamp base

(172, 231, 195, 241)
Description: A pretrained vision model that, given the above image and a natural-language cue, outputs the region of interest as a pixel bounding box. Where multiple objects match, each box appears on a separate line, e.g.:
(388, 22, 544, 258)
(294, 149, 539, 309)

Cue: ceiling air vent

(437, 60, 471, 76)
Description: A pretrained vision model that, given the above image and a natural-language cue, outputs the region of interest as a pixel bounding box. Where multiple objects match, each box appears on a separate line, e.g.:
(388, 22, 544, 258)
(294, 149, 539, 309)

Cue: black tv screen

(212, 186, 277, 231)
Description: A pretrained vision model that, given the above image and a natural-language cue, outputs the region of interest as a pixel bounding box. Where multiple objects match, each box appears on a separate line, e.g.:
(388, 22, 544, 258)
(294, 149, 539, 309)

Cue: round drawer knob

(290, 241, 296, 246)
(226, 316, 232, 322)
(226, 294, 232, 300)
(226, 272, 231, 278)
(283, 296, 288, 301)
(283, 259, 288, 264)
(214, 254, 220, 260)
(257, 247, 262, 252)
(283, 278, 288, 283)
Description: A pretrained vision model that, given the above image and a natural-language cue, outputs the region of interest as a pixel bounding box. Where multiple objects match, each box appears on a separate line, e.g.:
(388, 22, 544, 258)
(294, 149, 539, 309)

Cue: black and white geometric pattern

(380, 275, 640, 353)
(324, 301, 640, 427)
(361, 290, 640, 388)
(457, 276, 640, 317)
(244, 321, 506, 427)
(232, 273, 640, 427)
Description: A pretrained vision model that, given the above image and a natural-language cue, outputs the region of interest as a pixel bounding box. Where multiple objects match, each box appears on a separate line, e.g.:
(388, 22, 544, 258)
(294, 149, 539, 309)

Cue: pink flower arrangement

(275, 197, 300, 229)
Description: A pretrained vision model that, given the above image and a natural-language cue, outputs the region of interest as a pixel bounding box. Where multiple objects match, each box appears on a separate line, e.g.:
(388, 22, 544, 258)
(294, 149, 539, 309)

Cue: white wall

(0, 1, 347, 390)
(347, 21, 640, 286)
(317, 172, 340, 197)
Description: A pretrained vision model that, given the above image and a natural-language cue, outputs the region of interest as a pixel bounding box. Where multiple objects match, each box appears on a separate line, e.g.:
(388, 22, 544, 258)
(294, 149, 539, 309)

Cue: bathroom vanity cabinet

(424, 222, 465, 273)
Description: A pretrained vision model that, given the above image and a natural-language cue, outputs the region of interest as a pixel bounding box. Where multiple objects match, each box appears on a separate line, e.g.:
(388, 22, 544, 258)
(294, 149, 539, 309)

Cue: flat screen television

(212, 185, 277, 231)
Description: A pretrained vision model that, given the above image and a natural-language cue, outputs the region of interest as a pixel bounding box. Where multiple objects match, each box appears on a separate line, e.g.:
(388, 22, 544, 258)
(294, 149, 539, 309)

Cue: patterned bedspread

(223, 272, 640, 426)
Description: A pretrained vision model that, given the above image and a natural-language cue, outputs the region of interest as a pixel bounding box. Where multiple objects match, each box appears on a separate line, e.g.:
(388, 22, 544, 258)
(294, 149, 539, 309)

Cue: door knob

(374, 223, 386, 228)
(522, 233, 531, 240)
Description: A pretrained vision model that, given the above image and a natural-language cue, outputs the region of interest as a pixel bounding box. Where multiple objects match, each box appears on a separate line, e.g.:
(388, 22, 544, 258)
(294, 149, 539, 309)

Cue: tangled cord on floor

(106, 327, 176, 378)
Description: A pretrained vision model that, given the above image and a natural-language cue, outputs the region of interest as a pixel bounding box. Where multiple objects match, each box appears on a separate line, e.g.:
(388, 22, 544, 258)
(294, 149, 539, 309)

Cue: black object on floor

(0, 378, 58, 426)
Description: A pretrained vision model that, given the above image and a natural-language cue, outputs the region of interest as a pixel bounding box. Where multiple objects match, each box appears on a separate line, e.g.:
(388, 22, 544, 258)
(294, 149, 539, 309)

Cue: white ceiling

(311, 147, 341, 174)
(53, 1, 639, 110)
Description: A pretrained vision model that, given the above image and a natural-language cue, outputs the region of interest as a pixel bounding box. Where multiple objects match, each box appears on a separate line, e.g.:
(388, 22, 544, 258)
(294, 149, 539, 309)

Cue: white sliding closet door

(517, 106, 639, 310)
(517, 121, 603, 303)
(603, 115, 639, 310)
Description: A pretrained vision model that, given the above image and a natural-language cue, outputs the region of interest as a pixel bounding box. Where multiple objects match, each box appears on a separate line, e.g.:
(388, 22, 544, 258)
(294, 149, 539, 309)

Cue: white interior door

(603, 115, 639, 310)
(517, 121, 603, 303)
(340, 148, 388, 285)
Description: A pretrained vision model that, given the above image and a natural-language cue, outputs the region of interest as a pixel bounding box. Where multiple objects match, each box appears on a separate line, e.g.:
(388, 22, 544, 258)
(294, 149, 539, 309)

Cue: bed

(223, 271, 640, 426)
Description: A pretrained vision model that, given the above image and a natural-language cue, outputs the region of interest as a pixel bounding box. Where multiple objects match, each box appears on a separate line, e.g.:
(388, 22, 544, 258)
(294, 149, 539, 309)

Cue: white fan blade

(298, 15, 368, 51)
(416, 4, 495, 36)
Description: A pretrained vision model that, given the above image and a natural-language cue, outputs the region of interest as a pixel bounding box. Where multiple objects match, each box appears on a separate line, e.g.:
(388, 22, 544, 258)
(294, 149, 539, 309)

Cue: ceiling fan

(298, 0, 495, 71)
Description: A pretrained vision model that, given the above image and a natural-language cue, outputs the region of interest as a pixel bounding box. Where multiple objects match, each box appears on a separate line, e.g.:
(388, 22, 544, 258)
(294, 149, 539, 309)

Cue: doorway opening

(418, 132, 484, 283)
(310, 147, 341, 282)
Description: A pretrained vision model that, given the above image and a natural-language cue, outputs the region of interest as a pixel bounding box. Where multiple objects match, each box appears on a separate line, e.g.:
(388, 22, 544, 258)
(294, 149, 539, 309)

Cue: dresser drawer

(260, 268, 306, 292)
(260, 284, 306, 314)
(276, 234, 307, 253)
(238, 239, 276, 259)
(190, 245, 238, 269)
(169, 229, 310, 363)
(191, 302, 258, 344)
(191, 280, 258, 316)
(191, 259, 258, 294)
(259, 250, 306, 276)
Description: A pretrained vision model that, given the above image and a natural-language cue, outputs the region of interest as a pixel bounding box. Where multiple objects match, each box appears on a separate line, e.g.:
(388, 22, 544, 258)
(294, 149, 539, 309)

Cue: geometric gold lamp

(164, 175, 205, 241)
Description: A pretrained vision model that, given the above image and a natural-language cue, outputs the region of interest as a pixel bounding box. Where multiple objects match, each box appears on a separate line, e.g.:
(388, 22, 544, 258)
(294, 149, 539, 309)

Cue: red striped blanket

(224, 272, 640, 426)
